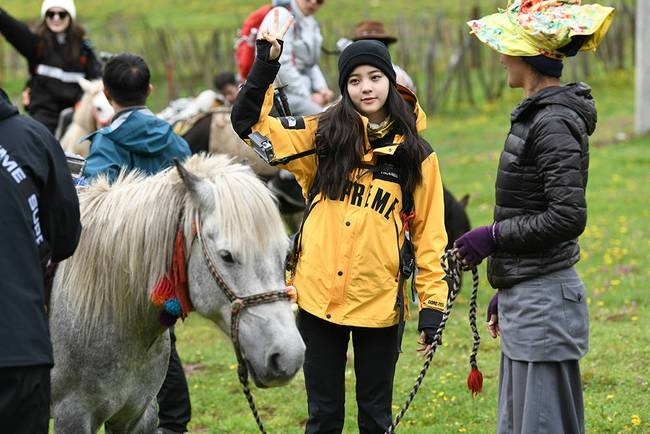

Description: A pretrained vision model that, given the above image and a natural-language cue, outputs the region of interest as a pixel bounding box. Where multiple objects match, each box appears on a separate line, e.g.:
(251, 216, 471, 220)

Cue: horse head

(175, 155, 305, 387)
(59, 78, 114, 157)
(79, 77, 114, 128)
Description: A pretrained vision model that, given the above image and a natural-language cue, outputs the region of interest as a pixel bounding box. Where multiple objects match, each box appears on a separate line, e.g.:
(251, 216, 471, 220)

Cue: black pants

(0, 365, 50, 434)
(297, 309, 399, 434)
(157, 327, 191, 432)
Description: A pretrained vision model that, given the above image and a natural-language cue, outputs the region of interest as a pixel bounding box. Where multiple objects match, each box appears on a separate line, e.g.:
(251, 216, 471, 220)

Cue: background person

(259, 0, 334, 115)
(0, 87, 81, 433)
(0, 0, 102, 134)
(455, 1, 615, 433)
(232, 17, 449, 432)
(213, 70, 240, 106)
(81, 53, 192, 434)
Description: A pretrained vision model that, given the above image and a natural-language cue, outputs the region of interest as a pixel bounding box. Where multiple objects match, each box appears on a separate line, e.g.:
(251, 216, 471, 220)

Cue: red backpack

(235, 1, 291, 81)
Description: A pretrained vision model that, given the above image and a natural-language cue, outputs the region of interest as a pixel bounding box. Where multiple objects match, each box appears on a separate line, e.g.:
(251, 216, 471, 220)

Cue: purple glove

(454, 224, 498, 268)
(486, 292, 498, 322)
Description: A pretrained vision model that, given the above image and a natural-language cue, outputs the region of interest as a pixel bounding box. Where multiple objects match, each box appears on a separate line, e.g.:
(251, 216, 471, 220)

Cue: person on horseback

(213, 70, 240, 106)
(232, 13, 449, 433)
(0, 87, 81, 433)
(81, 53, 192, 434)
(0, 0, 102, 134)
(258, 0, 334, 116)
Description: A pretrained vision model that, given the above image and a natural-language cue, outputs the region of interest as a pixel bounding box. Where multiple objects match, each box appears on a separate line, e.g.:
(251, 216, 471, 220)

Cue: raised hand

(258, 8, 294, 61)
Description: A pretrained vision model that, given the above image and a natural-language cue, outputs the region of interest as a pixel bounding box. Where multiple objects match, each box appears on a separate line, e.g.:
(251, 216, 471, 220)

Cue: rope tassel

(466, 262, 483, 397)
(467, 366, 483, 397)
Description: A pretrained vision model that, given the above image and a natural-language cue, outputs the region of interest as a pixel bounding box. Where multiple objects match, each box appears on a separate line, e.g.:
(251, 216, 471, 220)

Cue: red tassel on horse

(151, 275, 174, 307)
(171, 224, 193, 317)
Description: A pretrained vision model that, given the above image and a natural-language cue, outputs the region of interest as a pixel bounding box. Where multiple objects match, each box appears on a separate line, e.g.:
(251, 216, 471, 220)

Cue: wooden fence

(0, 2, 635, 114)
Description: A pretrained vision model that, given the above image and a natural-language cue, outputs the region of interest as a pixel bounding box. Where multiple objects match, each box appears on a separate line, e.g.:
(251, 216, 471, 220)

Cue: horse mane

(57, 153, 288, 338)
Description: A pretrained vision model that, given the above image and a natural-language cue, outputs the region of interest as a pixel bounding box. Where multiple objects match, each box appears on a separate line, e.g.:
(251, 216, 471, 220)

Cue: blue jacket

(83, 107, 191, 183)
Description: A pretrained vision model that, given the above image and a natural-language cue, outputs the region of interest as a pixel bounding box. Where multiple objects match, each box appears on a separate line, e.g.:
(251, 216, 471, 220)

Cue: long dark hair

(35, 21, 87, 63)
(314, 85, 430, 201)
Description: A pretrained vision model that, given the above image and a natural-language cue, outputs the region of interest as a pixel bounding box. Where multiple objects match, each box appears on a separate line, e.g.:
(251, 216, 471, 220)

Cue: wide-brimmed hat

(467, 0, 615, 59)
(352, 21, 398, 45)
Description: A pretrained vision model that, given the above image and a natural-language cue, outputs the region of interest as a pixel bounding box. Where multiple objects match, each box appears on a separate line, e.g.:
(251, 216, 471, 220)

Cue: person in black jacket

(0, 0, 102, 134)
(455, 1, 615, 433)
(0, 87, 81, 433)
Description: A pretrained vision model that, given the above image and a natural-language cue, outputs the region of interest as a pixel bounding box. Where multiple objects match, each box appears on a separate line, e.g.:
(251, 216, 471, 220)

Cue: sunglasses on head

(307, 0, 325, 4)
(45, 10, 69, 20)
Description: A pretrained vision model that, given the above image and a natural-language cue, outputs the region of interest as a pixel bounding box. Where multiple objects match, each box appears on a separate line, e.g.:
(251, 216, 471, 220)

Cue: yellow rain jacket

(238, 84, 448, 328)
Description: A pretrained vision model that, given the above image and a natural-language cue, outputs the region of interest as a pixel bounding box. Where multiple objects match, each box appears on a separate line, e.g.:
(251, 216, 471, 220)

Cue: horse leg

(51, 398, 100, 433)
(103, 398, 158, 434)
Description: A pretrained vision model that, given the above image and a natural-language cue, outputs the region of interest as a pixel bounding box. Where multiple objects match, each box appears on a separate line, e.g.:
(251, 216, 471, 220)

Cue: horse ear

(458, 194, 470, 209)
(174, 158, 215, 211)
(78, 77, 93, 92)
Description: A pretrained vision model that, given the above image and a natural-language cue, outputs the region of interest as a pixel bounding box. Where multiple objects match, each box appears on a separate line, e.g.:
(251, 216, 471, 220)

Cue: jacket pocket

(561, 281, 588, 338)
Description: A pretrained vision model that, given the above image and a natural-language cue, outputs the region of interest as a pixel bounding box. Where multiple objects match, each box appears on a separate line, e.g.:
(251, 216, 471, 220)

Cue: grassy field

(0, 0, 505, 32)
(8, 0, 644, 432)
(166, 68, 649, 433)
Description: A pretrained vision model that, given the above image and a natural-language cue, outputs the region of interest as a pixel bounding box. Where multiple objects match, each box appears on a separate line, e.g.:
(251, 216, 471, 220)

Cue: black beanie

(338, 39, 396, 92)
(521, 55, 564, 78)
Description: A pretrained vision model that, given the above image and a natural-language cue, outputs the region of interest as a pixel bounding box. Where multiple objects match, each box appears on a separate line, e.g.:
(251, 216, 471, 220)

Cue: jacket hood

(0, 89, 19, 121)
(512, 82, 597, 135)
(88, 108, 177, 156)
(397, 83, 427, 132)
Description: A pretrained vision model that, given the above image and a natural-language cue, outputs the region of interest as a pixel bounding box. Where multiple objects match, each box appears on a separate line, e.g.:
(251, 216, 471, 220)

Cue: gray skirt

(499, 267, 589, 362)
(496, 267, 589, 434)
(497, 356, 584, 434)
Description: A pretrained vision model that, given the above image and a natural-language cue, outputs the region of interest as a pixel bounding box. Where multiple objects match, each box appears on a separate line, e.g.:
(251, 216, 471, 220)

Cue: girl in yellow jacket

(231, 15, 448, 434)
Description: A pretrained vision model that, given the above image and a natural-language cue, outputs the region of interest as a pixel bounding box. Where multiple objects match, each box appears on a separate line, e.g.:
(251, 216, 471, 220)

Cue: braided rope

(385, 249, 480, 434)
(238, 364, 268, 434)
(223, 247, 481, 434)
(468, 267, 481, 370)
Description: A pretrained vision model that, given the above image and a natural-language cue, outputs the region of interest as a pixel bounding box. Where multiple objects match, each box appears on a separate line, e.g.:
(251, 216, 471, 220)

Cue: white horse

(49, 153, 305, 433)
(59, 78, 114, 157)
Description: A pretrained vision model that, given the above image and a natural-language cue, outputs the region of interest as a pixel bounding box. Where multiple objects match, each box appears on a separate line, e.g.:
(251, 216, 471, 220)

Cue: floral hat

(467, 0, 615, 59)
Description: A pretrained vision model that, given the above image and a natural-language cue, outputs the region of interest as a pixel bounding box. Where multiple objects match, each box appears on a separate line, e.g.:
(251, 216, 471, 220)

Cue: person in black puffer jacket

(0, 0, 102, 134)
(456, 1, 615, 434)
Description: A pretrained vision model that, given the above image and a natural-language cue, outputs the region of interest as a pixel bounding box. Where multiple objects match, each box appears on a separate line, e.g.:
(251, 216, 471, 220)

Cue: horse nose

(262, 340, 305, 384)
(266, 347, 301, 378)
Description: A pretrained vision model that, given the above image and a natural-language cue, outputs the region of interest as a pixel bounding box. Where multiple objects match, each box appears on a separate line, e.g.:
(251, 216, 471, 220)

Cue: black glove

(255, 39, 284, 63)
(418, 308, 443, 345)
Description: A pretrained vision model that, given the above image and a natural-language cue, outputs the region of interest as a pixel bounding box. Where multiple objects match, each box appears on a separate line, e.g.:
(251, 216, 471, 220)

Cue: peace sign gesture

(258, 8, 294, 61)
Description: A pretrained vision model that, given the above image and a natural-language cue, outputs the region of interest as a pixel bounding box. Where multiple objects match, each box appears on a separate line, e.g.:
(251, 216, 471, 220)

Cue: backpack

(235, 1, 291, 81)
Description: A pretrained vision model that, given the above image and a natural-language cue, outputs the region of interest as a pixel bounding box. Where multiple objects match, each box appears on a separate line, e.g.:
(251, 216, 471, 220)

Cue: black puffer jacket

(487, 82, 596, 289)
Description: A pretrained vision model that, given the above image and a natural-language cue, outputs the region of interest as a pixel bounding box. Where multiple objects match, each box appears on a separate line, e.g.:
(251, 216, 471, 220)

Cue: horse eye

(218, 249, 235, 264)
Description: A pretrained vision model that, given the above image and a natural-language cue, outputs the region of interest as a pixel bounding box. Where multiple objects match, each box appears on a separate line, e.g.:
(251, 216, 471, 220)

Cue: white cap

(41, 0, 77, 21)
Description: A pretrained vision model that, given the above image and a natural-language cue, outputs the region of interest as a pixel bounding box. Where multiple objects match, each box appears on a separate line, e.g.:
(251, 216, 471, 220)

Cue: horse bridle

(193, 214, 290, 433)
